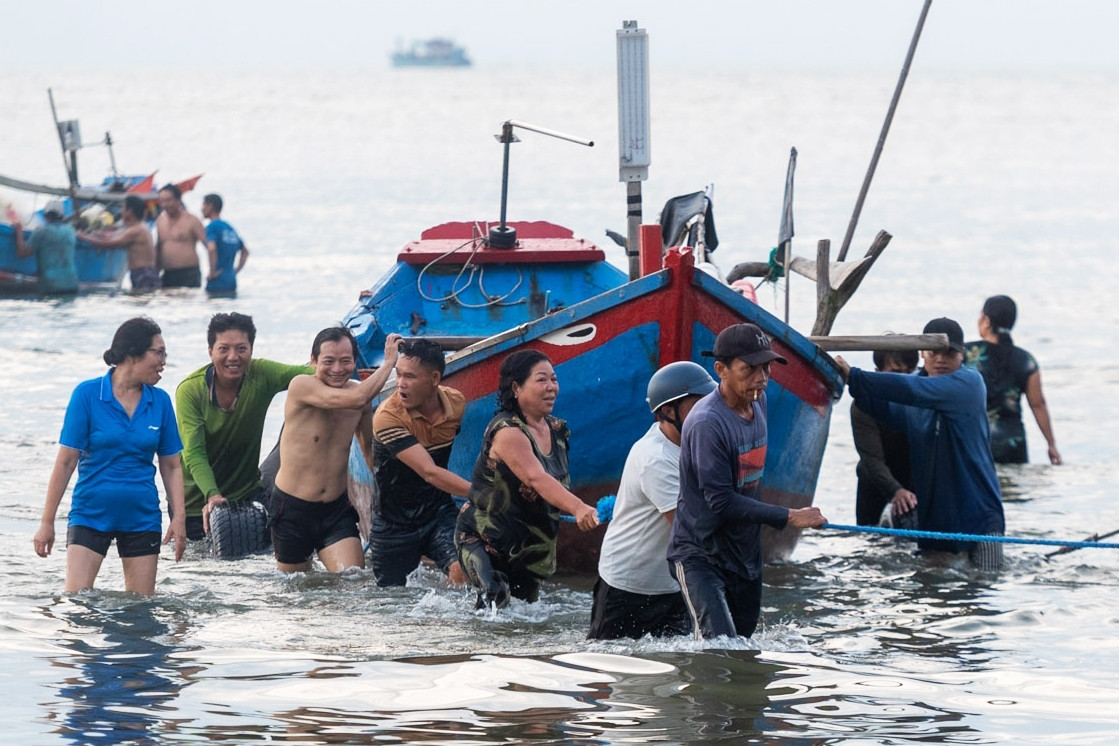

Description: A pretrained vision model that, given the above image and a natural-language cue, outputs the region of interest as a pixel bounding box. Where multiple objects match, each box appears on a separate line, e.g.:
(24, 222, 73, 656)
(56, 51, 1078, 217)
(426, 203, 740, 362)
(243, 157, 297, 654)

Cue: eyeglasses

(147, 347, 168, 360)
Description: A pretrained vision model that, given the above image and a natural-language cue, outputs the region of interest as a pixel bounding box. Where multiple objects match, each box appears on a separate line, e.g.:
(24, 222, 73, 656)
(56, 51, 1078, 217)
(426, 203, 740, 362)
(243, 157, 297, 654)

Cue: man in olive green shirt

(176, 313, 310, 541)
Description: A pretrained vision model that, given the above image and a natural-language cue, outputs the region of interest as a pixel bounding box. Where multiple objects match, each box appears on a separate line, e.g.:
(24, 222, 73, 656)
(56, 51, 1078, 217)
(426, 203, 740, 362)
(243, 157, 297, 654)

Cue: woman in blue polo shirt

(32, 317, 187, 595)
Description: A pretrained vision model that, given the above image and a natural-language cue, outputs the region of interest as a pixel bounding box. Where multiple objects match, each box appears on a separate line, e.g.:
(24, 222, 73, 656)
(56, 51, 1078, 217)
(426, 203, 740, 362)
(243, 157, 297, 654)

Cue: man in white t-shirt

(587, 361, 717, 640)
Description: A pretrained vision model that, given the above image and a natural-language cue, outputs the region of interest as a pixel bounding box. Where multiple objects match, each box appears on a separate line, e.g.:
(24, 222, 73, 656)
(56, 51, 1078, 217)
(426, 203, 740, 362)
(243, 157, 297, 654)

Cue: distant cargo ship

(391, 38, 471, 68)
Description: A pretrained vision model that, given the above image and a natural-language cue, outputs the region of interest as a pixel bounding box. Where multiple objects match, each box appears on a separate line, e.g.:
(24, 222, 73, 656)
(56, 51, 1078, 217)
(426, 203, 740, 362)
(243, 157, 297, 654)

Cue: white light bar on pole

(617, 20, 650, 182)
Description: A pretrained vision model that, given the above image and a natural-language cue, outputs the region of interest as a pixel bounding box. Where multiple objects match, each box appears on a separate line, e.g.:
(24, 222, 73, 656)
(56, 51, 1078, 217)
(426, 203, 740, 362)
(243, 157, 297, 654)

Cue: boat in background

(391, 38, 471, 68)
(0, 90, 202, 296)
(0, 173, 203, 296)
(341, 215, 845, 573)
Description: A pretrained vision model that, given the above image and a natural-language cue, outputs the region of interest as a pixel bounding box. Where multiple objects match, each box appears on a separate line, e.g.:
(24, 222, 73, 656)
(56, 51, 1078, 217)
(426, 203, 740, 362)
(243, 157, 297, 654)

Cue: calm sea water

(2, 64, 1118, 744)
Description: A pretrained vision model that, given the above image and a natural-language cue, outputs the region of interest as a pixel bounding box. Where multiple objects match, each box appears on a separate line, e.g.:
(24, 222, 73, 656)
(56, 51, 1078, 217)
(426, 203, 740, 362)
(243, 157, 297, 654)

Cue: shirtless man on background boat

(155, 184, 208, 288)
(78, 195, 160, 292)
(269, 326, 402, 573)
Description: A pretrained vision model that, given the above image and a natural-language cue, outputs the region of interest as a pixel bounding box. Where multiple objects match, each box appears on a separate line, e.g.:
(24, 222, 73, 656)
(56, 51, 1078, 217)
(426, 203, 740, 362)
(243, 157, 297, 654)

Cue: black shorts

(160, 266, 202, 288)
(130, 266, 161, 292)
(367, 501, 459, 586)
(270, 487, 360, 565)
(67, 524, 163, 558)
(587, 576, 690, 640)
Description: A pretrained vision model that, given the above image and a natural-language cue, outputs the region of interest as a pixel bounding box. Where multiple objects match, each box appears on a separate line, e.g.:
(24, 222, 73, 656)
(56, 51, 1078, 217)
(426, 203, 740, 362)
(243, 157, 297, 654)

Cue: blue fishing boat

(1, 90, 204, 296)
(0, 175, 151, 295)
(391, 38, 471, 68)
(340, 215, 846, 572)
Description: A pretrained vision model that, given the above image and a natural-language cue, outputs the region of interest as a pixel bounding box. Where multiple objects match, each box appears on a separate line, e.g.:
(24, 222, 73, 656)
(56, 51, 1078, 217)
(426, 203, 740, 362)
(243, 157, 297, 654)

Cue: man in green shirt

(176, 313, 310, 541)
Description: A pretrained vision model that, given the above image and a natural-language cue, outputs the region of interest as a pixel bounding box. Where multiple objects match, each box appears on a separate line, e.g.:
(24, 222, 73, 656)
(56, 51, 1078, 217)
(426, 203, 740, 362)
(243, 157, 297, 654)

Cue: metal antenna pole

(47, 88, 77, 189)
(104, 131, 119, 177)
(617, 20, 651, 279)
(498, 123, 513, 229)
(837, 0, 933, 262)
(488, 119, 594, 249)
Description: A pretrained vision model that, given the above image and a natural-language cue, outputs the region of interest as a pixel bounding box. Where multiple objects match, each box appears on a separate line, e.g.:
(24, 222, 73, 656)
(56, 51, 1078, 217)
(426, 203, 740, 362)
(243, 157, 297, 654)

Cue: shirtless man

(78, 196, 160, 292)
(155, 184, 208, 288)
(270, 327, 402, 573)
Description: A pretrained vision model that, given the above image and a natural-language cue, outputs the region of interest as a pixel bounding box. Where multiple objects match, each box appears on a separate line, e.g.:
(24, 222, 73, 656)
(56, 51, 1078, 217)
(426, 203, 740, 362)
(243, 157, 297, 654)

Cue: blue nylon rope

(823, 522, 1119, 550)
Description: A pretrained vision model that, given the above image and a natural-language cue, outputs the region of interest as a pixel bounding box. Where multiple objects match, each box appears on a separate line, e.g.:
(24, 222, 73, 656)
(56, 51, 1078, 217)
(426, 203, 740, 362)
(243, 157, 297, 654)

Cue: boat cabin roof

(398, 221, 606, 265)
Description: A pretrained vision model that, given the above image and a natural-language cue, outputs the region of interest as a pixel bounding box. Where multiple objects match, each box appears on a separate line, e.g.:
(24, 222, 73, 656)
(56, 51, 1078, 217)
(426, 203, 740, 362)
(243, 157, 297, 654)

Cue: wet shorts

(67, 524, 162, 558)
(160, 266, 201, 288)
(130, 266, 161, 292)
(671, 557, 763, 640)
(367, 500, 459, 586)
(270, 487, 360, 565)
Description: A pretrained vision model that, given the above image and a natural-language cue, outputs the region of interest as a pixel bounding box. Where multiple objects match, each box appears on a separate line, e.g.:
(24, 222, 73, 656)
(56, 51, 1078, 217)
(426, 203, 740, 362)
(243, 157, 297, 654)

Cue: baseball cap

(43, 199, 65, 218)
(702, 323, 788, 366)
(922, 317, 965, 353)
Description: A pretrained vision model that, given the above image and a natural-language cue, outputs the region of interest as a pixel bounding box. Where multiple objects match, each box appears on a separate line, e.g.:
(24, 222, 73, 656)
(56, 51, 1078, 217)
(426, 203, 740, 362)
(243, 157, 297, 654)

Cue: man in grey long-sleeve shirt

(667, 323, 826, 640)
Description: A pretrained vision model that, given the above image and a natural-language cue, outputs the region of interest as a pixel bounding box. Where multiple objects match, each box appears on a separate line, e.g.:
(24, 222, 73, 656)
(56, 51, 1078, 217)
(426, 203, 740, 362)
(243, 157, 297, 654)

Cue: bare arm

(158, 454, 187, 561)
(206, 239, 220, 280)
(33, 446, 80, 557)
(288, 334, 402, 410)
(490, 427, 598, 531)
(355, 408, 376, 474)
(235, 244, 249, 273)
(12, 221, 33, 258)
(154, 214, 166, 267)
(191, 217, 211, 273)
(396, 443, 472, 496)
(1025, 370, 1061, 465)
(77, 225, 134, 249)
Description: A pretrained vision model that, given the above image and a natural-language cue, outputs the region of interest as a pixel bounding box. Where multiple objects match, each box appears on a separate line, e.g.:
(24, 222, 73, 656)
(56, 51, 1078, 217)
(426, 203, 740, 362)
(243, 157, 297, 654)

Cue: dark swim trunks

(367, 500, 459, 586)
(67, 525, 162, 558)
(270, 487, 360, 565)
(130, 266, 161, 292)
(160, 266, 202, 288)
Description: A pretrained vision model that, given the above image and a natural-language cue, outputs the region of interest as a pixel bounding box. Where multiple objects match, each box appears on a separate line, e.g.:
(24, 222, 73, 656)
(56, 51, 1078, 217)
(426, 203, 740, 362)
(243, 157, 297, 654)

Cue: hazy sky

(3, 0, 1117, 71)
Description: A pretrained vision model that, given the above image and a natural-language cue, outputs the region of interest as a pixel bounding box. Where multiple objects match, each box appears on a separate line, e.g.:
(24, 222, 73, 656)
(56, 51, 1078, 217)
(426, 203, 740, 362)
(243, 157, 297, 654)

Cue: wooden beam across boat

(0, 172, 158, 202)
(809, 333, 948, 352)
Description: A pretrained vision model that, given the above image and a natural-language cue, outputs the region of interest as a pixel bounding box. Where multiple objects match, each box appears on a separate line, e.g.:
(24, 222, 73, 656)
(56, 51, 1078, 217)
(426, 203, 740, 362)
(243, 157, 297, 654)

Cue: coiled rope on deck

(822, 522, 1119, 550)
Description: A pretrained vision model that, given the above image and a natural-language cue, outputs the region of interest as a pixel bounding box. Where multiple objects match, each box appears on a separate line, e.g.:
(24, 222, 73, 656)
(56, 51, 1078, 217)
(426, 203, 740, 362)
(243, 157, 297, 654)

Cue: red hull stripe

(443, 251, 833, 415)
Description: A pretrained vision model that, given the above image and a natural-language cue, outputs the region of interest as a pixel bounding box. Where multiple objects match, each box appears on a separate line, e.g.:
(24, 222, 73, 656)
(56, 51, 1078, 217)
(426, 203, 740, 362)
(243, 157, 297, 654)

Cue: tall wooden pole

(47, 88, 77, 190)
(837, 0, 933, 262)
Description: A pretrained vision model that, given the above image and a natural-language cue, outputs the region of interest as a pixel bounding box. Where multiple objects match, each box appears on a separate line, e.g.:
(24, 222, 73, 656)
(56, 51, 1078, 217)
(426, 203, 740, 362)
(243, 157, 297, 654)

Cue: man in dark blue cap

(667, 323, 827, 640)
(836, 317, 1005, 570)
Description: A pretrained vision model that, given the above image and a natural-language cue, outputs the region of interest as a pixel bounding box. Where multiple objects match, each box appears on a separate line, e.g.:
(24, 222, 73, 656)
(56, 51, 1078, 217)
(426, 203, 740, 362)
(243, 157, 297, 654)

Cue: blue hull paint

(0, 224, 128, 294)
(0, 174, 159, 294)
(342, 226, 844, 568)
